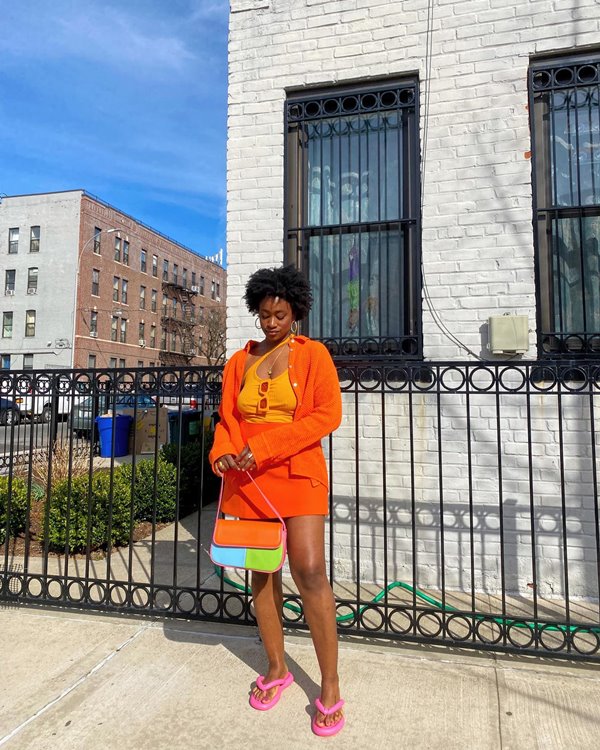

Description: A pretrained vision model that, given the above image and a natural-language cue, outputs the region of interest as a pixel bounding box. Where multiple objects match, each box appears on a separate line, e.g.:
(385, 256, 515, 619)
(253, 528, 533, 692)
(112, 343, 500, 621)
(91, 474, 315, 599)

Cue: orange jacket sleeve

(208, 351, 245, 466)
(246, 341, 341, 468)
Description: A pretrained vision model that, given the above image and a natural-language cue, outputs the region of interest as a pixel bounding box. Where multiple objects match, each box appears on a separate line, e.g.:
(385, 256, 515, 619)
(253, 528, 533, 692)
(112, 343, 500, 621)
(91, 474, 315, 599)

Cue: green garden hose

(215, 566, 600, 636)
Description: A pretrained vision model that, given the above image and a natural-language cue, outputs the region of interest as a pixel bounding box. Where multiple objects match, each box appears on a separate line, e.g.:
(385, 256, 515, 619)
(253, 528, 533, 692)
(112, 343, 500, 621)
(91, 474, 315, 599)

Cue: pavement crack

(0, 624, 149, 748)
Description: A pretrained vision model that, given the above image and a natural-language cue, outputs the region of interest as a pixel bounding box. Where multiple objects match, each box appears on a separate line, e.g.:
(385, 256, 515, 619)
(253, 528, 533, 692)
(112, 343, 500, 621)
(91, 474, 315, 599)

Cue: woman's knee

(290, 560, 328, 593)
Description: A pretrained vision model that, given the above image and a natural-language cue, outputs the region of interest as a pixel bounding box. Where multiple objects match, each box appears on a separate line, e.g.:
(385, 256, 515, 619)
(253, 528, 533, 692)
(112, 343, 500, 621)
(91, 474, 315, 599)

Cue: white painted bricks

(227, 0, 600, 600)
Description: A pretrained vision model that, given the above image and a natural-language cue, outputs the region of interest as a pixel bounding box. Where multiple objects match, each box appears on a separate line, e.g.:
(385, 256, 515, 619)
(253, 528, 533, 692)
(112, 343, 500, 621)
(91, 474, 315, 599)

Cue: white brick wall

(227, 0, 600, 601)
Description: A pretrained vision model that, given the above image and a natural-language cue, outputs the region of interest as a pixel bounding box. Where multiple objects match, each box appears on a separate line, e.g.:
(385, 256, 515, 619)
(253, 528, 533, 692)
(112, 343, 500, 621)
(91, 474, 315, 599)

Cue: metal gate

(1, 361, 599, 660)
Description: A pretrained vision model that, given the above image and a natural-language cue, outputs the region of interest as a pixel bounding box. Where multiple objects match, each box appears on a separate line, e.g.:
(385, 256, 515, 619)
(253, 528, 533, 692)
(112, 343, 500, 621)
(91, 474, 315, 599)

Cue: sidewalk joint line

(0, 624, 149, 747)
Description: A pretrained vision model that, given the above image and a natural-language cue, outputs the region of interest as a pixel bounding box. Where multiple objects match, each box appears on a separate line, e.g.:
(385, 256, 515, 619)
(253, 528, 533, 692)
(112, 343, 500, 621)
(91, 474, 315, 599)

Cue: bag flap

(213, 519, 283, 549)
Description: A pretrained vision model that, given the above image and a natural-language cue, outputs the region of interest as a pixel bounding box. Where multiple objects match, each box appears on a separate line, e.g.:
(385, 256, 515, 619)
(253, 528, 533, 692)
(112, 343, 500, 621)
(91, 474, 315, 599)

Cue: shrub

(0, 476, 29, 545)
(160, 431, 219, 517)
(118, 456, 178, 523)
(44, 471, 132, 553)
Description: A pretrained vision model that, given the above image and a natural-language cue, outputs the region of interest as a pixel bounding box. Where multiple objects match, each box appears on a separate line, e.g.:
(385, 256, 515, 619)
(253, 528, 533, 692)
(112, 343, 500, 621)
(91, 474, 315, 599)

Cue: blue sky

(0, 0, 228, 258)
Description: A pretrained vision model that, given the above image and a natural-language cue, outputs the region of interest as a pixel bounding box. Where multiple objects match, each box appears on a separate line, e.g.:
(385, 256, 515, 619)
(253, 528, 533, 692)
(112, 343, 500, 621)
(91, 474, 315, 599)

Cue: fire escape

(159, 277, 199, 365)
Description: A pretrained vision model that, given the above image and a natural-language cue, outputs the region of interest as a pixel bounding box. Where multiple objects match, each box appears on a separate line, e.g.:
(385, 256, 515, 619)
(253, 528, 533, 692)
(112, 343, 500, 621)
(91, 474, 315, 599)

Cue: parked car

(71, 394, 156, 439)
(0, 396, 21, 425)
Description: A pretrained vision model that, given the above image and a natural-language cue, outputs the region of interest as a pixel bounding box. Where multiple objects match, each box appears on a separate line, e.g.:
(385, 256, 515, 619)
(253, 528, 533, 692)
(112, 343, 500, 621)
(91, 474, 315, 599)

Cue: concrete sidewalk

(1, 606, 600, 749)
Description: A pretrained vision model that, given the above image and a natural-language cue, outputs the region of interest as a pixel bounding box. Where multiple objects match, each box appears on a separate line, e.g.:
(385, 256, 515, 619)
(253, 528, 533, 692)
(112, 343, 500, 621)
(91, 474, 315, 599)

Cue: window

(88, 354, 97, 369)
(25, 310, 36, 337)
(171, 331, 177, 350)
(200, 275, 205, 295)
(162, 294, 168, 313)
(137, 360, 144, 368)
(111, 316, 118, 342)
(183, 268, 188, 288)
(113, 276, 120, 302)
(93, 227, 101, 254)
(121, 279, 128, 304)
(151, 289, 157, 312)
(140, 285, 146, 310)
(23, 354, 34, 370)
(172, 298, 177, 316)
(2, 312, 13, 338)
(27, 267, 38, 292)
(109, 357, 117, 368)
(119, 358, 126, 368)
(114, 236, 121, 262)
(150, 324, 156, 348)
(173, 264, 179, 285)
(199, 306, 204, 322)
(1, 354, 10, 369)
(139, 321, 145, 340)
(140, 249, 147, 273)
(192, 271, 197, 287)
(123, 240, 129, 266)
(8, 228, 19, 254)
(119, 318, 127, 343)
(161, 328, 167, 349)
(530, 55, 600, 355)
(90, 311, 98, 336)
(285, 80, 421, 357)
(216, 282, 221, 300)
(152, 254, 158, 277)
(5, 270, 15, 293)
(211, 280, 216, 300)
(163, 259, 169, 281)
(92, 269, 100, 296)
(30, 226, 40, 253)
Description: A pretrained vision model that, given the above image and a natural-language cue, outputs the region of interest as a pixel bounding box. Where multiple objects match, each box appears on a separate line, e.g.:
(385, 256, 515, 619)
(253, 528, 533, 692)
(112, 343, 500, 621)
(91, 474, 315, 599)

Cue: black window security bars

(530, 55, 600, 357)
(1, 362, 600, 661)
(285, 81, 422, 359)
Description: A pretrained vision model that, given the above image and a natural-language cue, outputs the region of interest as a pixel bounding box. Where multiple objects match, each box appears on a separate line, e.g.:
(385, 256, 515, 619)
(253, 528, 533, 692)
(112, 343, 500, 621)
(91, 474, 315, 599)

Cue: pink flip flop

(312, 697, 346, 737)
(249, 672, 294, 711)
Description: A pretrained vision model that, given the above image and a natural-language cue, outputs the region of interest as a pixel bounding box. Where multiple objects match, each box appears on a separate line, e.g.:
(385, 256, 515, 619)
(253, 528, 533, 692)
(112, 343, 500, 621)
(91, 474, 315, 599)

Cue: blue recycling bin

(96, 414, 133, 458)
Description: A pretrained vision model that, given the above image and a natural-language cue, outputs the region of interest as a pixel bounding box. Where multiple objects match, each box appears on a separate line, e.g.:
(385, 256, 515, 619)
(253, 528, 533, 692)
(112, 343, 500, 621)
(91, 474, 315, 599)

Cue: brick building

(227, 2, 600, 599)
(0, 190, 226, 370)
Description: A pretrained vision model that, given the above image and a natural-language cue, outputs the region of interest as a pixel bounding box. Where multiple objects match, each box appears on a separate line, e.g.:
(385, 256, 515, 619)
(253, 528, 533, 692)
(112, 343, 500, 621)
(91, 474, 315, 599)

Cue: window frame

(93, 227, 101, 254)
(25, 309, 36, 338)
(29, 226, 40, 253)
(284, 78, 422, 360)
(2, 311, 13, 339)
(8, 228, 19, 254)
(530, 53, 600, 357)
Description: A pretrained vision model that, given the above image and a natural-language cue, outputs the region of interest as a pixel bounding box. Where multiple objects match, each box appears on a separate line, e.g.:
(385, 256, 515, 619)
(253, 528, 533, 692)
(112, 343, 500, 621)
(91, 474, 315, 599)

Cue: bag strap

(215, 471, 286, 529)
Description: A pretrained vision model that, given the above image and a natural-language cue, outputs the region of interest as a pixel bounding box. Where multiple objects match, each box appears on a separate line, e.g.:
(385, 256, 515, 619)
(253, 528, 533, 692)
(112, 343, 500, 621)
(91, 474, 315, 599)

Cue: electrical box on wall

(488, 315, 529, 354)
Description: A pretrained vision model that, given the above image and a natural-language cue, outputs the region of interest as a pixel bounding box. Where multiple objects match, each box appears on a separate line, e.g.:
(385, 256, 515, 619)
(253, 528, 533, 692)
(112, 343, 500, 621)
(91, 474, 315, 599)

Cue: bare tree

(198, 307, 226, 366)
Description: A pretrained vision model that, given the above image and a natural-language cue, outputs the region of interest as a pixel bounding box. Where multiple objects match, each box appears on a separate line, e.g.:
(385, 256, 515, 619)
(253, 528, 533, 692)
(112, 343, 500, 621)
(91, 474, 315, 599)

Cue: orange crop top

(237, 351, 297, 424)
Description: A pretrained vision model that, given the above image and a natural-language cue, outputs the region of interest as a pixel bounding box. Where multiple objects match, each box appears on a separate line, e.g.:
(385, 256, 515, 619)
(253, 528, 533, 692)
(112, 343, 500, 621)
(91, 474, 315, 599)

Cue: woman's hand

(213, 454, 237, 477)
(235, 445, 256, 473)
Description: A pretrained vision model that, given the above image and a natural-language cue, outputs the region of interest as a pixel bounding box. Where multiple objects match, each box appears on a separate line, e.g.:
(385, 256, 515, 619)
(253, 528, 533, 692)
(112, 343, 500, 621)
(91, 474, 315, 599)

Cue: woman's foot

(250, 667, 292, 708)
(313, 677, 344, 730)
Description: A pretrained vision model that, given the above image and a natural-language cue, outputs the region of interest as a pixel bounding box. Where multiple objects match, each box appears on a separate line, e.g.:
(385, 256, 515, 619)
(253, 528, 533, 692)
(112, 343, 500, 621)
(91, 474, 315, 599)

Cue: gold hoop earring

(290, 320, 299, 335)
(255, 317, 262, 330)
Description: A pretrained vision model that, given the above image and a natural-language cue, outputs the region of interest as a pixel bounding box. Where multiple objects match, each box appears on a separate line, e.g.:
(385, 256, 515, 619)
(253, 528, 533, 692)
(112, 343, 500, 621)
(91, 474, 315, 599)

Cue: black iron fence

(1, 361, 599, 660)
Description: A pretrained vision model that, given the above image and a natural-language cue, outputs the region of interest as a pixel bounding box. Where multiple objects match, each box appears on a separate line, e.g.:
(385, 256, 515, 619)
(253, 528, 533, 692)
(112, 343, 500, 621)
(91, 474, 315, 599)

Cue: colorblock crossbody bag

(210, 472, 287, 574)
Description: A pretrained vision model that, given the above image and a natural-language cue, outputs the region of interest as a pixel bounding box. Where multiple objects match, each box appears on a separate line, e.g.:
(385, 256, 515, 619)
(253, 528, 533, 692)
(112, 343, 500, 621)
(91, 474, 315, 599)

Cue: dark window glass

(285, 81, 421, 358)
(531, 56, 600, 356)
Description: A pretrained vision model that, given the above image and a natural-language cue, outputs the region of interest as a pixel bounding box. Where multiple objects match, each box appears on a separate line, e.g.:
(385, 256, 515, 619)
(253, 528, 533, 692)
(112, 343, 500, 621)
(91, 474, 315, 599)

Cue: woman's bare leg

(251, 569, 288, 703)
(286, 515, 343, 728)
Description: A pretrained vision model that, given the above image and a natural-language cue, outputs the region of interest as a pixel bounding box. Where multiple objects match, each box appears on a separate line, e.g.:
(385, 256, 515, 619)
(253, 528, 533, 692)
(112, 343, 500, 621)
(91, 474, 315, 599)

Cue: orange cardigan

(209, 336, 342, 487)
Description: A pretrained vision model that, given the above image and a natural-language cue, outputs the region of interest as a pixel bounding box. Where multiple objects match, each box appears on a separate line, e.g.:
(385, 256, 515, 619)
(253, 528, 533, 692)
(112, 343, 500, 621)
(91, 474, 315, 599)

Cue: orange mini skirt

(221, 421, 328, 520)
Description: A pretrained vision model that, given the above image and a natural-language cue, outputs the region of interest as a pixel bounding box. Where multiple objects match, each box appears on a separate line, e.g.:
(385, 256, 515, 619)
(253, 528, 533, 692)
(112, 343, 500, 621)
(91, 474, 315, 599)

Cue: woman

(209, 265, 345, 737)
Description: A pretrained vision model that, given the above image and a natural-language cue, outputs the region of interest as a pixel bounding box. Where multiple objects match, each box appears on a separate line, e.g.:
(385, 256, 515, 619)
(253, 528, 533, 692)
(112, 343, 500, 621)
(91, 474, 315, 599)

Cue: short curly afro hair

(244, 265, 313, 321)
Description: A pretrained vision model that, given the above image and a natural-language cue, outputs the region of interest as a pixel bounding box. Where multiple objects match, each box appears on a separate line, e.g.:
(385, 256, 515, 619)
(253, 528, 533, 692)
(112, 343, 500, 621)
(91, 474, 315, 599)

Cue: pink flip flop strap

(315, 697, 345, 716)
(256, 673, 289, 691)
